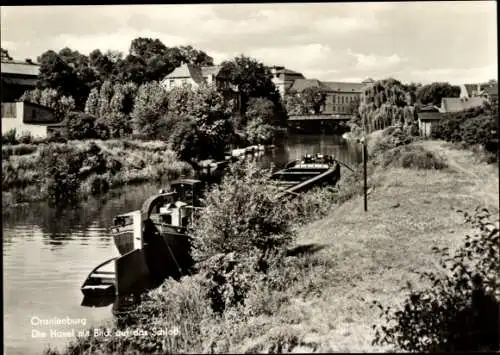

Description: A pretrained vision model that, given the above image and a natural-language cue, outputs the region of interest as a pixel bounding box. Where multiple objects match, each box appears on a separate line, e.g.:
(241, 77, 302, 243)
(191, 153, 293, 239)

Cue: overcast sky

(1, 2, 497, 84)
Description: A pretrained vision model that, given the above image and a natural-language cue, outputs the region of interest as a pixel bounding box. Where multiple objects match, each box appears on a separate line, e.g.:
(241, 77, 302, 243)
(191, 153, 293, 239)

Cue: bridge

(288, 114, 353, 122)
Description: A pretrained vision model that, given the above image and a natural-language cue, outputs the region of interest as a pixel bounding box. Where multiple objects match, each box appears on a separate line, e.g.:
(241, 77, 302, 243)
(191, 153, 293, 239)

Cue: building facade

(1, 59, 40, 102)
(1, 101, 64, 139)
(289, 79, 366, 116)
(269, 66, 305, 99)
(160, 63, 240, 110)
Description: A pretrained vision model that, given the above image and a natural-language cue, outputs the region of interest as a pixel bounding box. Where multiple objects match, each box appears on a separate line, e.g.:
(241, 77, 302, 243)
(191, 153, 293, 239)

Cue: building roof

(463, 84, 479, 97)
(201, 65, 222, 78)
(163, 63, 228, 85)
(2, 76, 38, 86)
(1, 61, 40, 76)
(418, 112, 443, 121)
(482, 83, 498, 97)
(290, 79, 322, 92)
(320, 81, 364, 93)
(441, 96, 486, 113)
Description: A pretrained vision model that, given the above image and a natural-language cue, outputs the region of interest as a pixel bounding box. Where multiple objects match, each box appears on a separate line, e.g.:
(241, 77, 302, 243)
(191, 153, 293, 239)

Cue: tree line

(3, 39, 287, 162)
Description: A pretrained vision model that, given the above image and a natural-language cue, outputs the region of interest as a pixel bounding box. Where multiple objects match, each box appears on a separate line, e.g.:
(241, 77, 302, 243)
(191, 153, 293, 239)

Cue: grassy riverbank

(49, 129, 498, 354)
(2, 140, 193, 211)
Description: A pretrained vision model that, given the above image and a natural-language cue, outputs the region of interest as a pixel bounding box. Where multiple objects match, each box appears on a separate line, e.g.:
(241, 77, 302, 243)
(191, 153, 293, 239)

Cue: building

(1, 59, 40, 102)
(321, 82, 364, 115)
(460, 82, 498, 102)
(418, 105, 442, 138)
(160, 63, 240, 110)
(1, 101, 64, 139)
(160, 63, 233, 91)
(440, 96, 486, 113)
(289, 78, 365, 116)
(269, 66, 305, 99)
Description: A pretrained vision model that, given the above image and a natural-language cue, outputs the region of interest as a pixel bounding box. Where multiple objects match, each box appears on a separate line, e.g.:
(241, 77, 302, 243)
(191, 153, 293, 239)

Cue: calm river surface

(3, 133, 361, 355)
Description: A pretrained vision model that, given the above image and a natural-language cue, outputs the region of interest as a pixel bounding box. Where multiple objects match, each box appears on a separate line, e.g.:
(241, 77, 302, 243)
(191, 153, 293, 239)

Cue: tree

(20, 88, 76, 121)
(416, 82, 461, 106)
(166, 85, 236, 160)
(219, 55, 280, 114)
(302, 87, 326, 114)
(358, 78, 417, 133)
(36, 50, 78, 99)
(1, 48, 13, 61)
(130, 81, 170, 138)
(244, 97, 277, 144)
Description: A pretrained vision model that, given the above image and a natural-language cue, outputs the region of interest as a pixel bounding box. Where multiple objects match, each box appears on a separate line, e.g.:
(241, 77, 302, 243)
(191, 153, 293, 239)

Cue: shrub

(18, 131, 34, 144)
(40, 145, 85, 207)
(190, 161, 296, 259)
(372, 207, 499, 352)
(2, 144, 38, 158)
(380, 144, 447, 170)
(66, 112, 98, 140)
(2, 129, 17, 145)
(369, 126, 414, 158)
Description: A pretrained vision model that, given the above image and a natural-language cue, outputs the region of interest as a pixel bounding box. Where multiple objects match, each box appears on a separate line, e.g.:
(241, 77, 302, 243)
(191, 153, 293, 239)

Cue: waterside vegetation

(46, 126, 498, 353)
(2, 139, 192, 211)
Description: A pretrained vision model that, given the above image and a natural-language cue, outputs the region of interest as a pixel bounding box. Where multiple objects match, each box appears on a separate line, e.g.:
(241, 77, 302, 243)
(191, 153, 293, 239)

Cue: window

(169, 79, 175, 86)
(181, 79, 187, 85)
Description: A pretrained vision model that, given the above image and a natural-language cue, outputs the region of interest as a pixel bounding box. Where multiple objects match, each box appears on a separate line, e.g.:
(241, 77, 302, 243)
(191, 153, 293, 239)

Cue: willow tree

(358, 78, 418, 134)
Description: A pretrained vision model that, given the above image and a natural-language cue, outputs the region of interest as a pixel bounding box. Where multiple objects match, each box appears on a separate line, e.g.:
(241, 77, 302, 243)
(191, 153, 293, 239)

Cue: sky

(1, 2, 497, 85)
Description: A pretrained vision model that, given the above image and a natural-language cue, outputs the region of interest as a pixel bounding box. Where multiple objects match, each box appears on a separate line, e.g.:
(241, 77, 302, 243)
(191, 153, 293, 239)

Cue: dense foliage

(373, 208, 499, 352)
(244, 97, 278, 144)
(20, 88, 76, 120)
(416, 82, 461, 106)
(431, 102, 498, 154)
(33, 40, 213, 109)
(358, 78, 419, 134)
(284, 87, 327, 115)
(219, 55, 281, 115)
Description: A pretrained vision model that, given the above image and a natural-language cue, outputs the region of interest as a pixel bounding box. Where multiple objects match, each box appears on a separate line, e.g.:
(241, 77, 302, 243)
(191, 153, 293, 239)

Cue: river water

(2, 133, 361, 355)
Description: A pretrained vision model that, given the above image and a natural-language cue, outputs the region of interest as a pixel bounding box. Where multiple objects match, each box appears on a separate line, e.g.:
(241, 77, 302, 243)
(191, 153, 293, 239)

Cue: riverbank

(50, 130, 498, 353)
(2, 140, 193, 212)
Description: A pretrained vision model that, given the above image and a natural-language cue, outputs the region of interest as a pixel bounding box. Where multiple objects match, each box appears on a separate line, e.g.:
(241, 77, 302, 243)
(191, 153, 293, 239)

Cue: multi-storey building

(289, 78, 371, 116)
(269, 66, 305, 99)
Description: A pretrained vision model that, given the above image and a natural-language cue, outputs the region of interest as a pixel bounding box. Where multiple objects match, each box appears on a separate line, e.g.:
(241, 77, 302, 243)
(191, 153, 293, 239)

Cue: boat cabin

(170, 179, 204, 207)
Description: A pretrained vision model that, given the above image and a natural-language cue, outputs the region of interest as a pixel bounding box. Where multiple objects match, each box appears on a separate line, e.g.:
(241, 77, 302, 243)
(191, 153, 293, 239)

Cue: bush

(2, 129, 17, 145)
(372, 207, 499, 352)
(191, 161, 296, 259)
(369, 126, 414, 158)
(431, 105, 498, 154)
(66, 112, 98, 140)
(40, 145, 86, 207)
(18, 131, 34, 144)
(2, 144, 38, 158)
(380, 144, 447, 170)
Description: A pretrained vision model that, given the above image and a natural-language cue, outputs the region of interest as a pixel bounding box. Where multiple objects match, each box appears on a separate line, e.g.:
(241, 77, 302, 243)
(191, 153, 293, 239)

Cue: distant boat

(271, 153, 341, 199)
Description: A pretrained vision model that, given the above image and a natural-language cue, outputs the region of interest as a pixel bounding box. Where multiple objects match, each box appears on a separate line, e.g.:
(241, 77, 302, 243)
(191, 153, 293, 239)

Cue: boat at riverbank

(81, 180, 202, 300)
(272, 153, 341, 199)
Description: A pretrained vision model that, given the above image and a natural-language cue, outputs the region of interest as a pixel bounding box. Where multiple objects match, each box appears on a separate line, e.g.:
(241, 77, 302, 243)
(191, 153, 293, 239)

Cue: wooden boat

(81, 257, 117, 298)
(272, 153, 341, 199)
